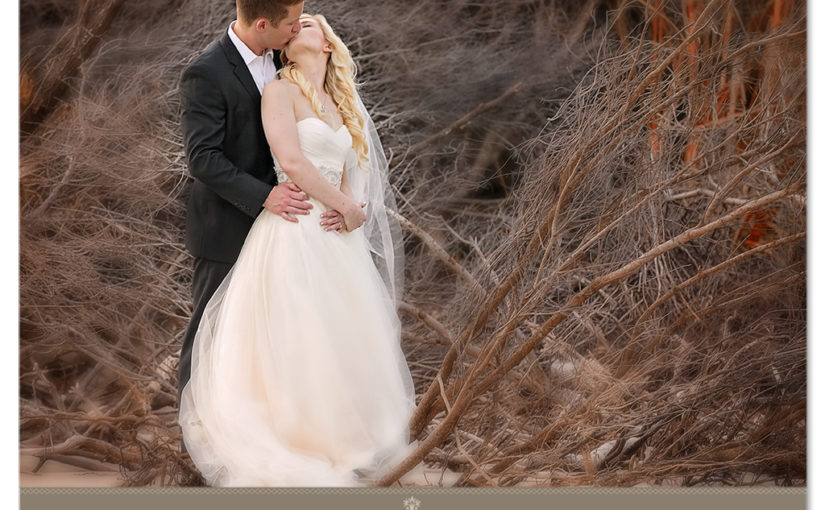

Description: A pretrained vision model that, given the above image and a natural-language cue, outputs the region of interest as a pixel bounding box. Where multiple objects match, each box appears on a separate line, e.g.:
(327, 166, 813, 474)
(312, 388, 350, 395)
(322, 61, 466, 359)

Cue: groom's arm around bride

(180, 40, 311, 260)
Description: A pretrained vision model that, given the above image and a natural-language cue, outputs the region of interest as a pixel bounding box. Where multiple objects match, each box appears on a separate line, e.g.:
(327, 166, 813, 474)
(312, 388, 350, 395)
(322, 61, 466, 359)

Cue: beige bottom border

(20, 487, 806, 510)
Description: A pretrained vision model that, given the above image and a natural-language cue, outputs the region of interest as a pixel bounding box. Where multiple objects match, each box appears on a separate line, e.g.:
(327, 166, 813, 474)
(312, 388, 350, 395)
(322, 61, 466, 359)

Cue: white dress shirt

(228, 21, 277, 94)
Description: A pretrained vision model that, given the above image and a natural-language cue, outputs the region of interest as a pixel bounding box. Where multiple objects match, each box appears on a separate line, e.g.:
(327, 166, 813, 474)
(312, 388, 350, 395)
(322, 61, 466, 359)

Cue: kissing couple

(176, 0, 417, 487)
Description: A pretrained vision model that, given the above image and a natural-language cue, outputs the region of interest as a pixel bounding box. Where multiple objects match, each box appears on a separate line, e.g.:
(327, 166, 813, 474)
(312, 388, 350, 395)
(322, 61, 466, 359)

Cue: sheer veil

(345, 93, 404, 306)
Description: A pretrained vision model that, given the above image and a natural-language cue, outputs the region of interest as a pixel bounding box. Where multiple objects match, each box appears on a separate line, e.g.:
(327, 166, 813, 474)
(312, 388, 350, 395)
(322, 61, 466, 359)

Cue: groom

(177, 0, 343, 429)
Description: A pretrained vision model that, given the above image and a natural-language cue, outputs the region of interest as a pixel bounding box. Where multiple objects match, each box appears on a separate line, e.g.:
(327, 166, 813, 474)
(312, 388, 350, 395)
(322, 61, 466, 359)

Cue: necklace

(319, 94, 333, 114)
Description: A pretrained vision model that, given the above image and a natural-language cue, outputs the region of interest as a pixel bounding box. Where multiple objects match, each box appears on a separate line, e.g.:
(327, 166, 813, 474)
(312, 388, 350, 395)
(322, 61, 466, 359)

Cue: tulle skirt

(178, 200, 417, 487)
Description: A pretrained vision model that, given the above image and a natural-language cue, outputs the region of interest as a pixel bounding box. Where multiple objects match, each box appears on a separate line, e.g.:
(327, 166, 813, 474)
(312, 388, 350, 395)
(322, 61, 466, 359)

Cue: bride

(178, 13, 417, 487)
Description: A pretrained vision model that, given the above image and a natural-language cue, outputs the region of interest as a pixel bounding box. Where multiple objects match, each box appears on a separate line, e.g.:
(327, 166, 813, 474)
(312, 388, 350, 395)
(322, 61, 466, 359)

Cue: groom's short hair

(237, 0, 301, 26)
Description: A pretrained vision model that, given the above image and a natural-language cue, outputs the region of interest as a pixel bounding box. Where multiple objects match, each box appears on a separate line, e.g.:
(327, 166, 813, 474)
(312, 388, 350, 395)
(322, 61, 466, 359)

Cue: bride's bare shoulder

(263, 78, 300, 100)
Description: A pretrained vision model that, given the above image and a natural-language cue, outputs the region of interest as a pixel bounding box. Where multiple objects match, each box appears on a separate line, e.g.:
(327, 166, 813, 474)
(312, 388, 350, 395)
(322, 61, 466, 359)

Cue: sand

(20, 453, 128, 487)
(19, 453, 460, 488)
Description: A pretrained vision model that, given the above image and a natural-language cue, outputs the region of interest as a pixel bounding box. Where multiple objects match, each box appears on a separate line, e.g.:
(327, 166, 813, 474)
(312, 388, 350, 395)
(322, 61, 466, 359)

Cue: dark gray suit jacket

(180, 32, 282, 263)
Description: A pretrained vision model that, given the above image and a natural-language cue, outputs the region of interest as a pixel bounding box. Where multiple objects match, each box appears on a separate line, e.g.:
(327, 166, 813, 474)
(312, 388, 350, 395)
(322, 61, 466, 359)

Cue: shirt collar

(228, 20, 272, 64)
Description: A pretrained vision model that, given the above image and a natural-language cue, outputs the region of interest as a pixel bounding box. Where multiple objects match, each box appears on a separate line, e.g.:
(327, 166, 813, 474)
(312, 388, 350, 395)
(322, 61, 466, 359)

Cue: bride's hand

(342, 202, 367, 232)
(320, 210, 345, 232)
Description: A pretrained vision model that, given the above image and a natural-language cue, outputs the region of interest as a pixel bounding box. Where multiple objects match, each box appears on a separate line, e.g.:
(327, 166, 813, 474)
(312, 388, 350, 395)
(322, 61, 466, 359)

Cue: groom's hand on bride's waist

(263, 182, 312, 222)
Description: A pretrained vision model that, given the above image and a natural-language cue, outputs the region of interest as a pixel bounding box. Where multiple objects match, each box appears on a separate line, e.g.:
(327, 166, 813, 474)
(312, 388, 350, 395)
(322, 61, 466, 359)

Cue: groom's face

(264, 2, 305, 51)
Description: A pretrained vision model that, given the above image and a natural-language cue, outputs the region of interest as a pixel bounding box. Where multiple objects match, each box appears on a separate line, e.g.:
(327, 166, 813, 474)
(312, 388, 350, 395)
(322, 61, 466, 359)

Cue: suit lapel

(219, 32, 260, 103)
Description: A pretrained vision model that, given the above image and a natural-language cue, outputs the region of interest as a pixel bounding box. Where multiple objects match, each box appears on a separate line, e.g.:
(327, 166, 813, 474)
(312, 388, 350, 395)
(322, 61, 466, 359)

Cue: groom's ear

(255, 18, 268, 32)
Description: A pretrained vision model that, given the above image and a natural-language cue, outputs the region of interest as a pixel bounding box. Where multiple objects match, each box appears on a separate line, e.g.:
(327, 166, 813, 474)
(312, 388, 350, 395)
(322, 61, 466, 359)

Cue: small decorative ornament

(402, 496, 421, 510)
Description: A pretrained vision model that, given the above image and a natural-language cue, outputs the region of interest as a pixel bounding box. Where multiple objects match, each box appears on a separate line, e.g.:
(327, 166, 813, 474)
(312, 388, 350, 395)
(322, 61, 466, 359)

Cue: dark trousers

(177, 256, 233, 404)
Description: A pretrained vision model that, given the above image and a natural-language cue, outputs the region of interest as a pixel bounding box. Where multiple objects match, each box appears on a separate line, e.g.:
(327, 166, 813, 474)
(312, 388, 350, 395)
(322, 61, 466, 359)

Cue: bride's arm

(340, 161, 355, 200)
(319, 160, 362, 232)
(336, 162, 367, 232)
(262, 81, 366, 230)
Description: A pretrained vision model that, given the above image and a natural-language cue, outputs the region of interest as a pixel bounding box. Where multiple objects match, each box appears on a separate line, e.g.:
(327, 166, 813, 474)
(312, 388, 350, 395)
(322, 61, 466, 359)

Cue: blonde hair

(279, 14, 369, 169)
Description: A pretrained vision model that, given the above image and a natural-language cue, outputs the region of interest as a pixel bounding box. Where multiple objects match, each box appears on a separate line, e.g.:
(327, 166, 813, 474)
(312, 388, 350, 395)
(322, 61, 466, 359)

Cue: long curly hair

(279, 14, 368, 169)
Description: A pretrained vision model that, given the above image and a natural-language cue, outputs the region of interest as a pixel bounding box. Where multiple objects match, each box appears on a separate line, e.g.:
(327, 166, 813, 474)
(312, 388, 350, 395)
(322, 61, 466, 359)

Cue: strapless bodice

(272, 117, 352, 189)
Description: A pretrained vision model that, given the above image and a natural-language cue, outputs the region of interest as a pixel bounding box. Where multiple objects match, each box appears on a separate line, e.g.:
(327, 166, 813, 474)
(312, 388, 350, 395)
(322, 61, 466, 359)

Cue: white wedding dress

(178, 117, 417, 487)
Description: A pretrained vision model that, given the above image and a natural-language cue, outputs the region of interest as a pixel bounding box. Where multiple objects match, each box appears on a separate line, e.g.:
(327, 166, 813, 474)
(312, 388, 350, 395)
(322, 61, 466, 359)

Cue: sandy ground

(19, 453, 461, 488)
(20, 453, 128, 487)
(21, 452, 796, 488)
